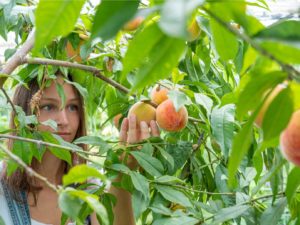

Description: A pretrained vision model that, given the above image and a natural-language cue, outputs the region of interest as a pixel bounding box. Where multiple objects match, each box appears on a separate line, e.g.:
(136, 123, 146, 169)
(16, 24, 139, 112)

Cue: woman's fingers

(150, 120, 160, 137)
(120, 116, 160, 145)
(119, 117, 128, 143)
(128, 114, 138, 143)
(140, 121, 150, 140)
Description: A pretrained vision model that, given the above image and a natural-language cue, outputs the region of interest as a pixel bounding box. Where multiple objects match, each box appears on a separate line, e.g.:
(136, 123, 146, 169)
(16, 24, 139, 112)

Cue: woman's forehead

(42, 78, 79, 100)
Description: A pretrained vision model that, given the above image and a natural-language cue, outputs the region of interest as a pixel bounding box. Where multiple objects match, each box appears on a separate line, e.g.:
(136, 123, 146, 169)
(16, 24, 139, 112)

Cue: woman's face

(37, 77, 80, 143)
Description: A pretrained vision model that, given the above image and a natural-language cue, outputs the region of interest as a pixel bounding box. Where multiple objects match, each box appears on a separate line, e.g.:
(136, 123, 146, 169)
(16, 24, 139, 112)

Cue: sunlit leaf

(91, 0, 139, 41)
(34, 0, 85, 52)
(63, 164, 106, 186)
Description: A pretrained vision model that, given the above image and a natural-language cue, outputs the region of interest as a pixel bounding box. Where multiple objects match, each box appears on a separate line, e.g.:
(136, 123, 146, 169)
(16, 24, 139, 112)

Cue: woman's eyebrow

(68, 98, 80, 102)
(40, 97, 80, 102)
(40, 97, 59, 102)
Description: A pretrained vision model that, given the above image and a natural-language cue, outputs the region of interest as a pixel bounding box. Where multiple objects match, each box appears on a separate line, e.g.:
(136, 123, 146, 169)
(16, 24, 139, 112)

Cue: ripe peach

(280, 110, 300, 166)
(187, 19, 201, 42)
(66, 34, 89, 62)
(156, 99, 188, 132)
(123, 16, 144, 31)
(128, 102, 156, 126)
(151, 85, 169, 105)
(113, 113, 122, 128)
(255, 83, 287, 127)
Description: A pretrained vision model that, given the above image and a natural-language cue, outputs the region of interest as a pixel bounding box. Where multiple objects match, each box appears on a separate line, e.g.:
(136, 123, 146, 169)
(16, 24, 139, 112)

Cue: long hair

(2, 74, 87, 205)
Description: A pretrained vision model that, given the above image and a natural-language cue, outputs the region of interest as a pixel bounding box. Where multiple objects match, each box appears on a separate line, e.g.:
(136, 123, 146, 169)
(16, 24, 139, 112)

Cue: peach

(113, 113, 122, 128)
(255, 83, 287, 127)
(123, 16, 144, 31)
(280, 110, 300, 166)
(128, 102, 156, 126)
(150, 85, 169, 105)
(156, 99, 188, 132)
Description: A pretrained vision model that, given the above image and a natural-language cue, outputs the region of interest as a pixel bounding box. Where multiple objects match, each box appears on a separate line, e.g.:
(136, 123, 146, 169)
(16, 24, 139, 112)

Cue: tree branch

(0, 29, 35, 88)
(22, 57, 133, 96)
(1, 87, 17, 115)
(201, 6, 300, 79)
(22, 57, 204, 124)
(0, 144, 58, 192)
(0, 134, 99, 157)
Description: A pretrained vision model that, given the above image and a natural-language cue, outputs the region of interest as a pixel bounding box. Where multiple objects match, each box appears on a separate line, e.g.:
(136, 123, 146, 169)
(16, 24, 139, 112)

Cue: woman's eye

(68, 104, 78, 112)
(40, 104, 54, 112)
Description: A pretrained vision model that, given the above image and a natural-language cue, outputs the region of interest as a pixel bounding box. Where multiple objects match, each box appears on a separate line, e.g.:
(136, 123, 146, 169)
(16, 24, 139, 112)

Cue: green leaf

(155, 184, 192, 208)
(254, 20, 300, 42)
(56, 83, 66, 109)
(262, 86, 294, 142)
(41, 119, 57, 131)
(159, 0, 203, 39)
(236, 71, 286, 119)
(260, 198, 287, 225)
(64, 80, 88, 99)
(91, 0, 139, 41)
(211, 18, 239, 60)
(210, 104, 235, 158)
(131, 34, 185, 92)
(152, 216, 198, 225)
(0, 10, 7, 40)
(165, 141, 193, 174)
(155, 175, 184, 184)
(212, 205, 250, 225)
(109, 164, 131, 174)
(251, 158, 285, 196)
(129, 171, 149, 199)
(73, 136, 110, 153)
(41, 132, 72, 165)
(194, 93, 213, 116)
(210, 4, 239, 60)
(67, 188, 109, 225)
(131, 151, 164, 177)
(12, 139, 33, 165)
(228, 115, 254, 187)
(286, 167, 300, 205)
(122, 23, 164, 77)
(132, 190, 149, 220)
(63, 164, 106, 186)
(34, 0, 85, 52)
(260, 41, 300, 64)
(58, 190, 83, 221)
(155, 145, 174, 170)
(167, 90, 192, 112)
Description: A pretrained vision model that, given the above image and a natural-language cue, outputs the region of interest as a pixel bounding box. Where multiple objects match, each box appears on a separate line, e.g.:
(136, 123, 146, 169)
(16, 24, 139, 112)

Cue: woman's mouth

(55, 132, 71, 137)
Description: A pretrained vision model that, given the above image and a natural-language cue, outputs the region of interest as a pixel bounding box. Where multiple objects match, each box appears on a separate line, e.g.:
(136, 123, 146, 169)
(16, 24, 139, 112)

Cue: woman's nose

(56, 109, 69, 126)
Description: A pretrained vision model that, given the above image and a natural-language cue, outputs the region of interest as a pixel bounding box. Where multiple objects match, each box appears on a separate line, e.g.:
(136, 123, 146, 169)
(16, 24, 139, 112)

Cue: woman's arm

(91, 115, 159, 225)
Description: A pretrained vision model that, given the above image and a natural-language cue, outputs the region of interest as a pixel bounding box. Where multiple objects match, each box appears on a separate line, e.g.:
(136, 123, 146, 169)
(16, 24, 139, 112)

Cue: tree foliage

(1, 0, 300, 224)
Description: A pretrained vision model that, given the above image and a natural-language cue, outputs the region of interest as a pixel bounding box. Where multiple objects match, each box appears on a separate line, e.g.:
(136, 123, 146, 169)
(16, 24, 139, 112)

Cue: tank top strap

(0, 178, 31, 225)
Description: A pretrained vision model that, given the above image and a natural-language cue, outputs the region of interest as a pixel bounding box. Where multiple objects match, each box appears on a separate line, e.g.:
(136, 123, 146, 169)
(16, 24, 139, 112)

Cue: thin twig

(0, 145, 58, 192)
(157, 182, 235, 196)
(201, 6, 300, 79)
(0, 87, 17, 115)
(0, 134, 99, 156)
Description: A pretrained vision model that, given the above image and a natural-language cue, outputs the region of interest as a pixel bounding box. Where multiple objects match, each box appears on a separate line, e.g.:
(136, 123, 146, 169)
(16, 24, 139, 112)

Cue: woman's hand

(119, 114, 160, 144)
(118, 114, 160, 169)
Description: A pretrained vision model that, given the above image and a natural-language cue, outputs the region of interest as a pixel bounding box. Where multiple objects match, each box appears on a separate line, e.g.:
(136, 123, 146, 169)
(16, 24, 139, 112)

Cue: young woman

(0, 74, 160, 225)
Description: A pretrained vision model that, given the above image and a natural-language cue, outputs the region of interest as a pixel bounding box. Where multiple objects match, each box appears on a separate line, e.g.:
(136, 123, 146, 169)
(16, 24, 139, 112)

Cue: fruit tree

(0, 0, 300, 224)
